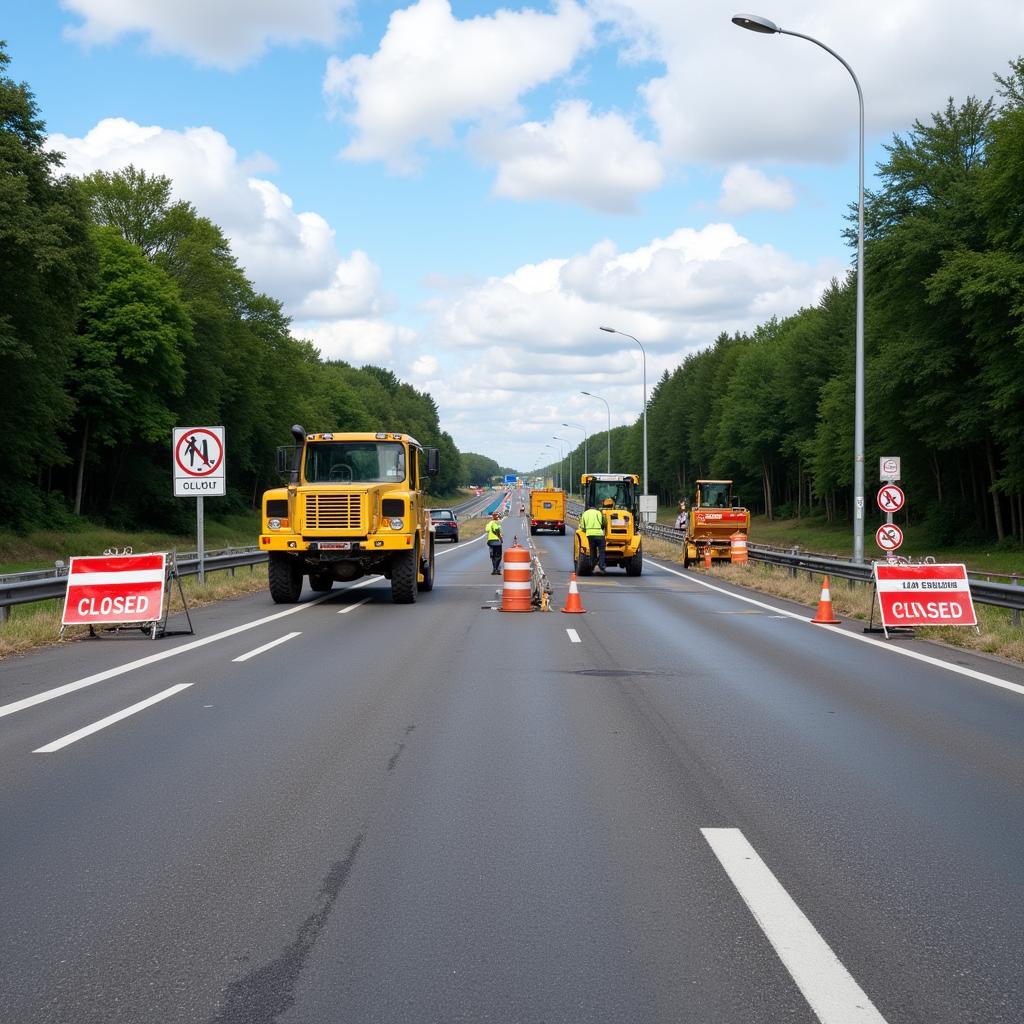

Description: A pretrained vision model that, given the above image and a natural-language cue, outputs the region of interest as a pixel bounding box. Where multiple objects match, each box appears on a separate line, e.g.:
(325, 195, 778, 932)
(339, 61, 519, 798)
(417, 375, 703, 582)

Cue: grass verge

(0, 514, 261, 575)
(640, 533, 1024, 665)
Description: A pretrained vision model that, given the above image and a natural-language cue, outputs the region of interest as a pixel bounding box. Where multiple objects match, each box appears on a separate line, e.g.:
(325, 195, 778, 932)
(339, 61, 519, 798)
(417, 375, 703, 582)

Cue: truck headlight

(268, 518, 282, 530)
(389, 517, 404, 530)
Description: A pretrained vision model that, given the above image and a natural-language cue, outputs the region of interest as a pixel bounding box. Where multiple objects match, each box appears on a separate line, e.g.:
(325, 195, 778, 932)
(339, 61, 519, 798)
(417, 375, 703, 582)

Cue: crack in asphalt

(208, 833, 365, 1024)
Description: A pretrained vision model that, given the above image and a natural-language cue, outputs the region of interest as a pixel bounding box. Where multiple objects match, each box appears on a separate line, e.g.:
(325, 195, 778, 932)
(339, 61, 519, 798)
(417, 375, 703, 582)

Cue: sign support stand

(197, 495, 205, 585)
(156, 551, 194, 639)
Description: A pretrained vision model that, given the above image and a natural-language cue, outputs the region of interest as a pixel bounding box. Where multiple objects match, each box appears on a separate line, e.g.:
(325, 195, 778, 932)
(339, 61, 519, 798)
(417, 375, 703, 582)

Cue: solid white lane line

(33, 684, 193, 753)
(647, 560, 1024, 699)
(338, 597, 372, 615)
(566, 629, 581, 644)
(232, 632, 301, 662)
(0, 576, 384, 722)
(702, 828, 888, 1024)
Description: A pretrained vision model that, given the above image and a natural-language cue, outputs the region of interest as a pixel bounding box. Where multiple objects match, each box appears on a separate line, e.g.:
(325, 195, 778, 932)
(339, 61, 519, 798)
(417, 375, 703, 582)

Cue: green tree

(0, 41, 94, 525)
(71, 227, 190, 514)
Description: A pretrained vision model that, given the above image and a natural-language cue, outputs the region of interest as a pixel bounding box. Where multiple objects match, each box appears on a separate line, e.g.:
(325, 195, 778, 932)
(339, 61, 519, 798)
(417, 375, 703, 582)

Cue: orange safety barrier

(561, 572, 585, 614)
(730, 532, 748, 565)
(811, 575, 841, 625)
(500, 544, 533, 613)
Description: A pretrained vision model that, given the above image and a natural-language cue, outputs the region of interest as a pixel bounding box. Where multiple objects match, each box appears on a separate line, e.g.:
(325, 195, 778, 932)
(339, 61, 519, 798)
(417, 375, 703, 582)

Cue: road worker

(675, 500, 687, 530)
(486, 512, 503, 574)
(580, 501, 607, 574)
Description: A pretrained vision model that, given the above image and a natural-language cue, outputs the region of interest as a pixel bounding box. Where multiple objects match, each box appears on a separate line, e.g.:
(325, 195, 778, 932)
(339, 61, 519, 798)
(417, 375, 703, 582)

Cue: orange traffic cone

(703, 546, 712, 569)
(561, 572, 586, 614)
(811, 575, 841, 624)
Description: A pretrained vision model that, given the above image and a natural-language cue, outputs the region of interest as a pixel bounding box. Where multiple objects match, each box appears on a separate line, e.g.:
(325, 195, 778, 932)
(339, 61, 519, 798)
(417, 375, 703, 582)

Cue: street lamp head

(599, 325, 616, 334)
(731, 13, 780, 33)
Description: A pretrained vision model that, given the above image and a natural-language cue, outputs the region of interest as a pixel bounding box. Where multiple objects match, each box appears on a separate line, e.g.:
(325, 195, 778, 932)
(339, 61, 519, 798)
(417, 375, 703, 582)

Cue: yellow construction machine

(681, 479, 750, 567)
(574, 473, 644, 576)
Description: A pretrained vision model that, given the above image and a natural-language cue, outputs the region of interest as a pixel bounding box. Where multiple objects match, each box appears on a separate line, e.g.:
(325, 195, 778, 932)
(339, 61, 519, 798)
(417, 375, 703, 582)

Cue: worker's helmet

(492, 512, 500, 519)
(602, 498, 614, 507)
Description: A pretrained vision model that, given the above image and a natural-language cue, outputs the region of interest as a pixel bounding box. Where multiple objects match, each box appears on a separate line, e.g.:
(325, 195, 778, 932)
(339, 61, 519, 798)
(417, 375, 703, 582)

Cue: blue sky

(6, 0, 1022, 472)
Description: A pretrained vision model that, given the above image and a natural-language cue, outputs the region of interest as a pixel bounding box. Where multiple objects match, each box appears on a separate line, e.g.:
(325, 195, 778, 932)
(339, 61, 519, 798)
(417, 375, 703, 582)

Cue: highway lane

(1, 502, 1022, 1023)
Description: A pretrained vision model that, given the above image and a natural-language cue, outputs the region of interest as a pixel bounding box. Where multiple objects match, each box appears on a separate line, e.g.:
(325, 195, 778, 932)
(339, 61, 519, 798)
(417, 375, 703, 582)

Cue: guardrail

(3, 510, 1020, 624)
(566, 499, 1023, 622)
(0, 548, 267, 624)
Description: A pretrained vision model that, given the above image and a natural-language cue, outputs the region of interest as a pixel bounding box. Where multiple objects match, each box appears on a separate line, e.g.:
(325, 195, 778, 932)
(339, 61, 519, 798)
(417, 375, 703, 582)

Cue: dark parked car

(430, 508, 459, 542)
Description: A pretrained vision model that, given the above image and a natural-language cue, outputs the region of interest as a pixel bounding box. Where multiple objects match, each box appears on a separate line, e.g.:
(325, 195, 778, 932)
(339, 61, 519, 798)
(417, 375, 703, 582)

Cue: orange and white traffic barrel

(730, 532, 748, 565)
(500, 544, 533, 613)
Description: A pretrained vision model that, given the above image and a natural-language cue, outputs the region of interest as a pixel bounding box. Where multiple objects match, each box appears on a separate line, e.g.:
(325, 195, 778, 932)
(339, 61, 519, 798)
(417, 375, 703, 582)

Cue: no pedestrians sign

(173, 427, 226, 497)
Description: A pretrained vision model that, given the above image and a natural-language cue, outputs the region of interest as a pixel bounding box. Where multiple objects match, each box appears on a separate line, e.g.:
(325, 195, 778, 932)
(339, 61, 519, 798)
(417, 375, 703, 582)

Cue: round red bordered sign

(877, 484, 905, 513)
(175, 428, 224, 477)
(875, 523, 904, 551)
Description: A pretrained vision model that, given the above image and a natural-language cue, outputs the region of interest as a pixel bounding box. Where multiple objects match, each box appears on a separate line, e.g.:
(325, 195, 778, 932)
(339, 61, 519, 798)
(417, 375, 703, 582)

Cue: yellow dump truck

(681, 479, 750, 567)
(259, 425, 439, 604)
(529, 488, 566, 535)
(573, 473, 643, 576)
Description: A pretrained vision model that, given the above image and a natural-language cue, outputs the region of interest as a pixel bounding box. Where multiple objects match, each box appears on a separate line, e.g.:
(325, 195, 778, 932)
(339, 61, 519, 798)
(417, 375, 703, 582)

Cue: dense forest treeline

(1, 43, 472, 535)
(543, 60, 1024, 547)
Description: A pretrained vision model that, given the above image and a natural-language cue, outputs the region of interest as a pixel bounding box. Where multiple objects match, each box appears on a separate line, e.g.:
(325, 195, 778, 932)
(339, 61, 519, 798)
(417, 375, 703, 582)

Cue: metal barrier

(0, 548, 267, 624)
(566, 499, 1023, 621)
(3, 509, 1020, 623)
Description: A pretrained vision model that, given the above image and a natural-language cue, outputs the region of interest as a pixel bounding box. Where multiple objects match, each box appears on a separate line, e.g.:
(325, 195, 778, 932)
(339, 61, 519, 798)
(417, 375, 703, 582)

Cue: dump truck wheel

(309, 571, 333, 592)
(418, 537, 435, 592)
(269, 553, 303, 603)
(625, 543, 643, 577)
(391, 545, 418, 604)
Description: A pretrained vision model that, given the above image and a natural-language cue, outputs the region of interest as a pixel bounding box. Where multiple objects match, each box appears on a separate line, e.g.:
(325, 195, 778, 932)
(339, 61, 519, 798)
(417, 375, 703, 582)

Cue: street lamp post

(562, 422, 588, 478)
(581, 391, 611, 472)
(732, 12, 866, 563)
(600, 325, 648, 512)
(545, 443, 562, 490)
(553, 436, 571, 496)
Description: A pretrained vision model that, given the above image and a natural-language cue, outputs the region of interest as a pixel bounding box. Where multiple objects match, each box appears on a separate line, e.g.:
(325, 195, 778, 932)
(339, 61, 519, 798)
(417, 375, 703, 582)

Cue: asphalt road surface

(2, 498, 1023, 1023)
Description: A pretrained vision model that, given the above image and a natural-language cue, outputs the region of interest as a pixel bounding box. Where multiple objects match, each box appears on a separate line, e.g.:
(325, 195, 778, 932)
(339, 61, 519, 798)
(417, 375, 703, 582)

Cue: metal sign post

(173, 426, 226, 587)
(197, 495, 205, 584)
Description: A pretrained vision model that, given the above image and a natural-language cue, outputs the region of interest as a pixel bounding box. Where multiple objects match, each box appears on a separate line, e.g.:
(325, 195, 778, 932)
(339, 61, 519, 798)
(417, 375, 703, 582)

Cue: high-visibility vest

(486, 519, 502, 542)
(581, 508, 604, 535)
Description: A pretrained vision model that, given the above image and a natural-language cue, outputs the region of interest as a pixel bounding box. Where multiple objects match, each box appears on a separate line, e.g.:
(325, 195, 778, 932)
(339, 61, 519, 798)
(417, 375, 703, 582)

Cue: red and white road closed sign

(61, 553, 167, 626)
(873, 563, 977, 629)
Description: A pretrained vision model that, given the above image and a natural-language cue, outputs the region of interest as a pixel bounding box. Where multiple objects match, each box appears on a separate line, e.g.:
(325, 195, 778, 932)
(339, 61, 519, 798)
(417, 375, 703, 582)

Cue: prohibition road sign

(875, 523, 904, 551)
(877, 484, 905, 513)
(173, 426, 225, 496)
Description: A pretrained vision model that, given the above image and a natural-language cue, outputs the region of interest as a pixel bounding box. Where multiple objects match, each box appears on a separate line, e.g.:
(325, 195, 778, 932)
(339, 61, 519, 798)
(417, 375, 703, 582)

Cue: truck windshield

(305, 442, 406, 484)
(700, 483, 731, 508)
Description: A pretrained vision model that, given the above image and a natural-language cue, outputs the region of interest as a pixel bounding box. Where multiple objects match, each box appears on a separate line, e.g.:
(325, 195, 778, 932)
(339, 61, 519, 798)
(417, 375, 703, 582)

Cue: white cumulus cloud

(323, 0, 594, 172)
(294, 319, 418, 365)
(61, 0, 353, 69)
(593, 0, 1024, 165)
(419, 221, 842, 457)
(46, 118, 391, 323)
(478, 99, 663, 213)
(717, 164, 796, 215)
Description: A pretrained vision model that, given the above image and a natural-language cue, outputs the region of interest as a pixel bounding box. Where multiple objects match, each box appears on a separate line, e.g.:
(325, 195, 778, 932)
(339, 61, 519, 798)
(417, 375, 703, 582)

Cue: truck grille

(304, 493, 363, 531)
